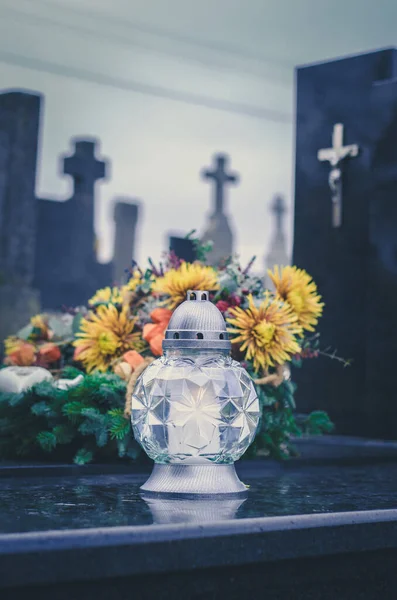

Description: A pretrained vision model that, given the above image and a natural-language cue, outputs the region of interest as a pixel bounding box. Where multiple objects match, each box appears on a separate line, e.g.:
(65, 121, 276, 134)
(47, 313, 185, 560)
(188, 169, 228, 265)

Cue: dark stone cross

(63, 139, 107, 196)
(202, 154, 239, 215)
(61, 139, 107, 285)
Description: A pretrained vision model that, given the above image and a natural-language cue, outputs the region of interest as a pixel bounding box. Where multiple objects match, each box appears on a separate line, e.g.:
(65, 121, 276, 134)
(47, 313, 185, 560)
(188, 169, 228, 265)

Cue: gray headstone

(293, 47, 397, 438)
(0, 91, 41, 285)
(113, 200, 140, 285)
(0, 91, 41, 343)
(264, 195, 290, 287)
(201, 154, 238, 265)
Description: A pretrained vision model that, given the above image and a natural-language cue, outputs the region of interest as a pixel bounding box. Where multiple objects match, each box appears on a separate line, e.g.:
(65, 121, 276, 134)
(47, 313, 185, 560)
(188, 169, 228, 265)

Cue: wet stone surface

(1, 463, 397, 533)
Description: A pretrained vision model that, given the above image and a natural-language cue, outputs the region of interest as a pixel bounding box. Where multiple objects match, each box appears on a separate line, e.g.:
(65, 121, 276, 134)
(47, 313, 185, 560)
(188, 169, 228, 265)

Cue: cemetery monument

(293, 47, 397, 439)
(0, 90, 42, 343)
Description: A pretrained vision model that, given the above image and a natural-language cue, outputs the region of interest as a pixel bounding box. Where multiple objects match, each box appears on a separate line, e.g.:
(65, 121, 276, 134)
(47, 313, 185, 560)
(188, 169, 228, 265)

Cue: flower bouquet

(0, 241, 334, 464)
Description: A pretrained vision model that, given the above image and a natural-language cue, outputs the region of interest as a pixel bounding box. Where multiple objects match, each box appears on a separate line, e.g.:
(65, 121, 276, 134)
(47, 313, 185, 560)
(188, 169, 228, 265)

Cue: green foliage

(72, 313, 84, 335)
(108, 408, 130, 440)
(245, 378, 334, 460)
(31, 401, 56, 417)
(16, 323, 33, 340)
(61, 366, 84, 379)
(74, 448, 93, 465)
(185, 229, 213, 262)
(0, 370, 141, 465)
(37, 431, 57, 452)
(300, 411, 334, 435)
(48, 315, 73, 339)
(0, 366, 333, 464)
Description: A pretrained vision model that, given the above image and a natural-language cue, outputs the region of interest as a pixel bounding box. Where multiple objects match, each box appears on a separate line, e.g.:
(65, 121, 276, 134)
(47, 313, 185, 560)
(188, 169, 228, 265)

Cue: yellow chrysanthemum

(88, 286, 124, 307)
(123, 270, 144, 293)
(227, 294, 302, 373)
(152, 262, 219, 309)
(4, 336, 22, 355)
(30, 314, 50, 339)
(73, 305, 142, 372)
(120, 271, 146, 303)
(268, 266, 324, 332)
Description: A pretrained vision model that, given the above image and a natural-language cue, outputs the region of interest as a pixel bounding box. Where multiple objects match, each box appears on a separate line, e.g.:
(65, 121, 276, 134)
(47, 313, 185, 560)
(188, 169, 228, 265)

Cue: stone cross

(317, 123, 359, 227)
(63, 139, 106, 196)
(272, 195, 286, 233)
(202, 154, 239, 215)
(61, 139, 107, 284)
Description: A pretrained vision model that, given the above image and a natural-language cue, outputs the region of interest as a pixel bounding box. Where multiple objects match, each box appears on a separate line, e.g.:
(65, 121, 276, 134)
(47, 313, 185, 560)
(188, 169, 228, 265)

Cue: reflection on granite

(142, 495, 246, 524)
(1, 464, 397, 534)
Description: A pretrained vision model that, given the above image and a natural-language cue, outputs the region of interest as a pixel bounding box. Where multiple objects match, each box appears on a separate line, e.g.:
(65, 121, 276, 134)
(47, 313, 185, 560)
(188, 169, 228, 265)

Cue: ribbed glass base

(140, 463, 247, 496)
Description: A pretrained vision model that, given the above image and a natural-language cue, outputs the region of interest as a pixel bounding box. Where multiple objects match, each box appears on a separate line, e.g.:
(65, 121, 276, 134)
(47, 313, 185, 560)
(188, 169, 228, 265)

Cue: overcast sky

(0, 0, 396, 272)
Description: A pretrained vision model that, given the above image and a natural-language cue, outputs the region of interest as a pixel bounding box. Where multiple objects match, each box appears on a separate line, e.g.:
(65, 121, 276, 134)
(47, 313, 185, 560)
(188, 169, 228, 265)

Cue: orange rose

(146, 331, 164, 356)
(123, 350, 145, 370)
(9, 342, 36, 366)
(38, 343, 61, 364)
(143, 309, 172, 356)
(150, 308, 173, 325)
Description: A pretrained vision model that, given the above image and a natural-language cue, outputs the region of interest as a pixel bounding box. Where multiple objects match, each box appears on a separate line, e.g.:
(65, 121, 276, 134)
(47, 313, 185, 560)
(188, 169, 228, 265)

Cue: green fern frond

(37, 431, 57, 452)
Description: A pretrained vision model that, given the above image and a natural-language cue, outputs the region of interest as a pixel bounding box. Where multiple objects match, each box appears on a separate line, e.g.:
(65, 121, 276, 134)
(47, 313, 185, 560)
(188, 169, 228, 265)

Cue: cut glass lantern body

(130, 290, 260, 495)
(131, 350, 260, 464)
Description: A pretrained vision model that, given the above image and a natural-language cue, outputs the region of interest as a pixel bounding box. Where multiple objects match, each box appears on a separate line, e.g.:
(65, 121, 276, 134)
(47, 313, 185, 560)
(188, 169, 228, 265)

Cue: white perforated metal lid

(162, 290, 231, 351)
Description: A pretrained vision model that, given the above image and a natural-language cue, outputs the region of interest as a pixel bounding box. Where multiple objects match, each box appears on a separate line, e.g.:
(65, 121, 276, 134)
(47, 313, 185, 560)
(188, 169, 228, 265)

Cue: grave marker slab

(113, 200, 140, 285)
(0, 91, 41, 343)
(293, 48, 397, 438)
(169, 236, 197, 262)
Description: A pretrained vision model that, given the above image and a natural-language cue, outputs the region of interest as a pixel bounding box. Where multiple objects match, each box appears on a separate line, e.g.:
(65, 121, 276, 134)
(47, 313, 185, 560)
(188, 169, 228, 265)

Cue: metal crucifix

(317, 123, 359, 227)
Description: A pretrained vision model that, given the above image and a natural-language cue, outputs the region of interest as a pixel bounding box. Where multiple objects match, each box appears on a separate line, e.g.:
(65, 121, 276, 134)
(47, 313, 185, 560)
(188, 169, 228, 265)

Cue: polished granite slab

(1, 462, 397, 533)
(2, 438, 397, 599)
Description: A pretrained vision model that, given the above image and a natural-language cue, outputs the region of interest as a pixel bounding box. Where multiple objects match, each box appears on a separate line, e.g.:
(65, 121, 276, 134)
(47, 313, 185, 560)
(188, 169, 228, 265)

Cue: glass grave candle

(130, 290, 260, 495)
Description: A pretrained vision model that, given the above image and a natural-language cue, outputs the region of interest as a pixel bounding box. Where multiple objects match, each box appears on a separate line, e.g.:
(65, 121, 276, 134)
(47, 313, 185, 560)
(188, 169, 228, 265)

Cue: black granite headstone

(169, 236, 197, 262)
(293, 48, 397, 438)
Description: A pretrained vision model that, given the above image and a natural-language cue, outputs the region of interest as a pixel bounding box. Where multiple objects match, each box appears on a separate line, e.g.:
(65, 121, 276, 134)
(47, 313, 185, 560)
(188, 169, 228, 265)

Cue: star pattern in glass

(131, 353, 260, 464)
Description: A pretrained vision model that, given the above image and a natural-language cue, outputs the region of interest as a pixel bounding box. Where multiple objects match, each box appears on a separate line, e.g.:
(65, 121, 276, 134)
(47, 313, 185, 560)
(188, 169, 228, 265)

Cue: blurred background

(1, 0, 396, 268)
(1, 0, 397, 336)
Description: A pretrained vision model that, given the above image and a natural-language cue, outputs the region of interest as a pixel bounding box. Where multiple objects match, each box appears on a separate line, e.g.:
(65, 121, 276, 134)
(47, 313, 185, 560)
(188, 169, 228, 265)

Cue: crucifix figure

(317, 123, 359, 227)
(202, 154, 239, 215)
